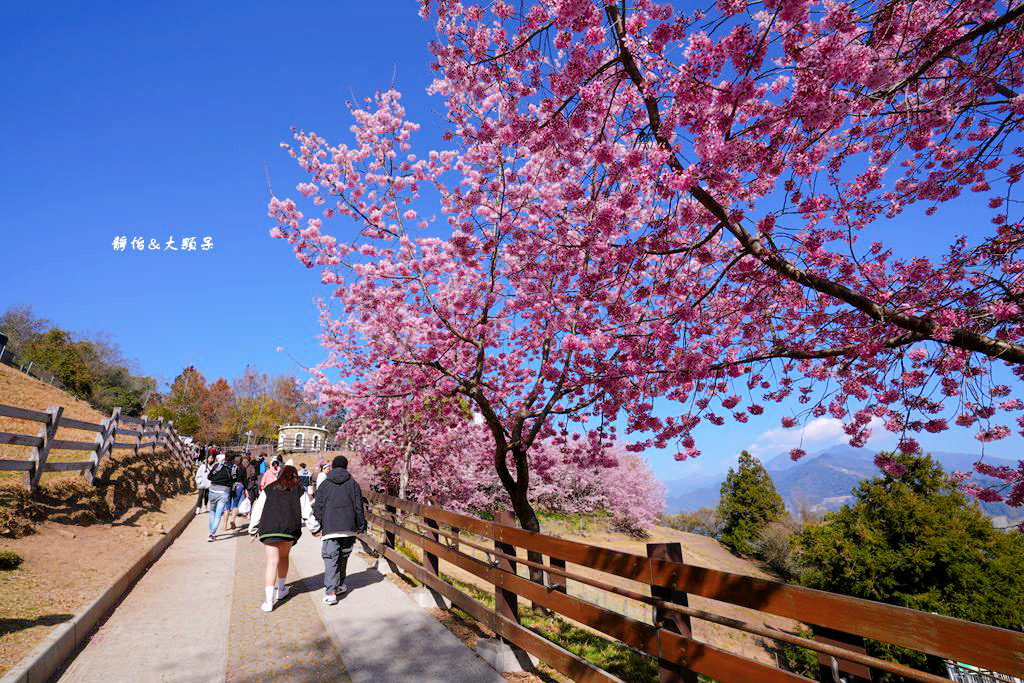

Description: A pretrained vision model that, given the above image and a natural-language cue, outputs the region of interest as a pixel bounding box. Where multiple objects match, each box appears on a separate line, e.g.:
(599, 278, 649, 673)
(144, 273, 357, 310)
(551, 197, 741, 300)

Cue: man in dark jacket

(243, 456, 259, 502)
(312, 455, 365, 604)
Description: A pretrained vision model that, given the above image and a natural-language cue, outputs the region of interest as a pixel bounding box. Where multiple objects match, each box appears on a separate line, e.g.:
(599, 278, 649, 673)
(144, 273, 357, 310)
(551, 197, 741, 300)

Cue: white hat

(285, 458, 295, 467)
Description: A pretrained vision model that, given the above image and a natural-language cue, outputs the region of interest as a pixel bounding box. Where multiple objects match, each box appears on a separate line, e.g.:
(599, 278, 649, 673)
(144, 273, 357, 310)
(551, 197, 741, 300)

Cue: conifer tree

(798, 453, 1024, 674)
(718, 451, 785, 555)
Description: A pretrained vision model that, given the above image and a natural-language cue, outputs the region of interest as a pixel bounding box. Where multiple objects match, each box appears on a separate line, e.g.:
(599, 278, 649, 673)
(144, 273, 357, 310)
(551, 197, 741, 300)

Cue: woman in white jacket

(194, 453, 213, 514)
(248, 465, 319, 612)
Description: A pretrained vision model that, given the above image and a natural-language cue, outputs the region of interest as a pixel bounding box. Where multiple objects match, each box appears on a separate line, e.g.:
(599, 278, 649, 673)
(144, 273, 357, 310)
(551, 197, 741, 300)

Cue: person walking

(312, 456, 365, 605)
(315, 461, 331, 489)
(260, 455, 282, 491)
(248, 465, 319, 612)
(195, 453, 213, 514)
(225, 455, 247, 530)
(206, 453, 234, 541)
(244, 455, 259, 503)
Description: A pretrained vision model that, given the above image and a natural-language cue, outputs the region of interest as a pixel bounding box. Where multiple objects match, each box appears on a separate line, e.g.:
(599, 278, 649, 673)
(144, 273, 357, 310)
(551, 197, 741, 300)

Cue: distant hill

(665, 445, 1022, 523)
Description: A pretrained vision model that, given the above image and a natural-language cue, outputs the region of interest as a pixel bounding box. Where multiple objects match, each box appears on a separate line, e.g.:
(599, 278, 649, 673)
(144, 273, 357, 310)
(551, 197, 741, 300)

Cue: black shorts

(259, 533, 299, 546)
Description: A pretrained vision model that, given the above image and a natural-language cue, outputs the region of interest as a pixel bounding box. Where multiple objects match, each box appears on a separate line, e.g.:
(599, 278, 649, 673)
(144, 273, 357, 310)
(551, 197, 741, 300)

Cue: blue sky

(2, 1, 1020, 482)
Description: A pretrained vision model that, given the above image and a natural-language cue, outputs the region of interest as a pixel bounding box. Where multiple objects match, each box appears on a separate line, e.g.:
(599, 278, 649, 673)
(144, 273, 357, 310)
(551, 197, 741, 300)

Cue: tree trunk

(506, 476, 540, 532)
(398, 439, 413, 501)
(502, 450, 551, 607)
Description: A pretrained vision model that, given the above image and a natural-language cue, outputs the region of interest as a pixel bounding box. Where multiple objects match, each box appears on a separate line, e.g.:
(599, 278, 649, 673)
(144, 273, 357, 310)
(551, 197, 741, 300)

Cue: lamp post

(244, 430, 253, 454)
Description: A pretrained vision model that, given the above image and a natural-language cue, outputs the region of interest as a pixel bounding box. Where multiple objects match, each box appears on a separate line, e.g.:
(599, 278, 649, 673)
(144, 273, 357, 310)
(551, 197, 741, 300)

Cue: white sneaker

(260, 601, 274, 612)
(276, 585, 290, 601)
(323, 593, 338, 605)
(195, 508, 202, 515)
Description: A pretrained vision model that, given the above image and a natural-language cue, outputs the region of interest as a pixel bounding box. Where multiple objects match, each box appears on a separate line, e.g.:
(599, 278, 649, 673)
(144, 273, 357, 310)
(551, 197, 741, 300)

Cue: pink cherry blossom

(272, 0, 1024, 523)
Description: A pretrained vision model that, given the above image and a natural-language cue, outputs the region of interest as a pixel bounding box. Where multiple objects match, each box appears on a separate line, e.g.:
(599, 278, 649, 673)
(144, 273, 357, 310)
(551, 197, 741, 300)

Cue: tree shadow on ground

(281, 566, 385, 605)
(213, 528, 249, 541)
(281, 572, 325, 602)
(223, 634, 349, 683)
(3, 449, 190, 535)
(110, 507, 153, 527)
(0, 613, 73, 636)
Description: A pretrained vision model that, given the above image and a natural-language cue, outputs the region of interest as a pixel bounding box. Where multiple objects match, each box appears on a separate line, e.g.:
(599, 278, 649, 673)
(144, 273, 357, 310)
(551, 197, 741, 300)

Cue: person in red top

(260, 456, 282, 491)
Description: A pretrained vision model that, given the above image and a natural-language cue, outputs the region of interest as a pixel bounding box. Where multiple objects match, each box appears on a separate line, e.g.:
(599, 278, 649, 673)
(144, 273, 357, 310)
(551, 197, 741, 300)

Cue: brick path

(225, 531, 350, 682)
(55, 513, 500, 682)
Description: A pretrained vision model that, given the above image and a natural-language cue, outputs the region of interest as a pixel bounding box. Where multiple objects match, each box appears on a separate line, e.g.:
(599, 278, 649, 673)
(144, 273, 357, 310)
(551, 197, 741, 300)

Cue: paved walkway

(56, 513, 504, 683)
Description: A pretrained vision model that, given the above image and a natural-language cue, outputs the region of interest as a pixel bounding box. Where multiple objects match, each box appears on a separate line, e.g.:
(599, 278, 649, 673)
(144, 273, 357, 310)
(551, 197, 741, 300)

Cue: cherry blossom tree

(340, 396, 666, 531)
(336, 390, 499, 510)
(422, 0, 1024, 506)
(272, 0, 1024, 525)
(603, 452, 667, 535)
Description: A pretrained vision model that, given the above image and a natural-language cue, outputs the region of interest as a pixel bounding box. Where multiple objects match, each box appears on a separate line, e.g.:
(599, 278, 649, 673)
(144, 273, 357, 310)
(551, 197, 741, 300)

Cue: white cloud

(748, 416, 895, 459)
(748, 417, 845, 457)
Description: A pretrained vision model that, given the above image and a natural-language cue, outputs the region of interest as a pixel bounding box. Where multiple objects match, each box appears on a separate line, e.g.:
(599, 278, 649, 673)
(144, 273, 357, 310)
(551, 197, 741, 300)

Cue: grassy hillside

(0, 362, 110, 485)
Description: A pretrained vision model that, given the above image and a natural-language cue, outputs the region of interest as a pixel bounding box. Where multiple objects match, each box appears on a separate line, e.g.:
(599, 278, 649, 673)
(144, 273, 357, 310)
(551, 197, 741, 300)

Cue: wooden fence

(0, 401, 193, 490)
(358, 491, 1024, 683)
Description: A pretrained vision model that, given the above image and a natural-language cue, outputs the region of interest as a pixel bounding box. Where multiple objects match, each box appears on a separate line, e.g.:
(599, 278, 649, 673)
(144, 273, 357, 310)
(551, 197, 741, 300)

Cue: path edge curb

(0, 502, 196, 683)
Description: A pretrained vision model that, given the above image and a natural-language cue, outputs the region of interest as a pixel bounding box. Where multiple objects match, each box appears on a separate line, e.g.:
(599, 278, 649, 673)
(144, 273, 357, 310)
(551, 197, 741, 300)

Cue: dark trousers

(322, 537, 356, 595)
(195, 487, 209, 509)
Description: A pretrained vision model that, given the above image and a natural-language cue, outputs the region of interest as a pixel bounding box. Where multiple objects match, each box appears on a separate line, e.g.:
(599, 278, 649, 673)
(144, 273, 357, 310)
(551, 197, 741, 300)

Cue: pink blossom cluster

(271, 0, 1024, 519)
(336, 392, 664, 529)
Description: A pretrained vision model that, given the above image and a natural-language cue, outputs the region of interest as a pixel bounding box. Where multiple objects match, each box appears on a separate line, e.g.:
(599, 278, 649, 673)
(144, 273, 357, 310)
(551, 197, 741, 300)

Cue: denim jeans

(322, 537, 356, 595)
(229, 482, 245, 509)
(208, 490, 230, 534)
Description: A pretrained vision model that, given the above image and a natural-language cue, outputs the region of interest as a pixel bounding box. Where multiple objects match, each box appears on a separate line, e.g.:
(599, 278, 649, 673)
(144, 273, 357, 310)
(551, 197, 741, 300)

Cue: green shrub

(0, 548, 23, 570)
(755, 518, 804, 580)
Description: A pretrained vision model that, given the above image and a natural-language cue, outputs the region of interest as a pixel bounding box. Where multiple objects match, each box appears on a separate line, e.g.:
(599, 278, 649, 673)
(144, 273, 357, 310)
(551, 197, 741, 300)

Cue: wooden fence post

(494, 510, 520, 625)
(384, 503, 397, 549)
(167, 420, 184, 468)
(815, 627, 871, 682)
(144, 415, 155, 453)
(154, 416, 164, 453)
(423, 499, 441, 577)
(88, 407, 119, 485)
(647, 542, 698, 683)
(167, 423, 180, 466)
(548, 557, 567, 595)
(27, 405, 62, 491)
(131, 416, 141, 457)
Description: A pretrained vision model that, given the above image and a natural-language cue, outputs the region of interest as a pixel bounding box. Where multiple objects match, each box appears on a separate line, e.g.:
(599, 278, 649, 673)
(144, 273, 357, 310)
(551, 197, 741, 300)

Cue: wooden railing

(357, 491, 1024, 683)
(0, 401, 192, 490)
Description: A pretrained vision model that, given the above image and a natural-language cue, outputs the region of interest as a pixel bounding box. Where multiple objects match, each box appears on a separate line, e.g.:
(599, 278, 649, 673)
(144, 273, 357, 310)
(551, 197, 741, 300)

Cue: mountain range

(663, 444, 1022, 524)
